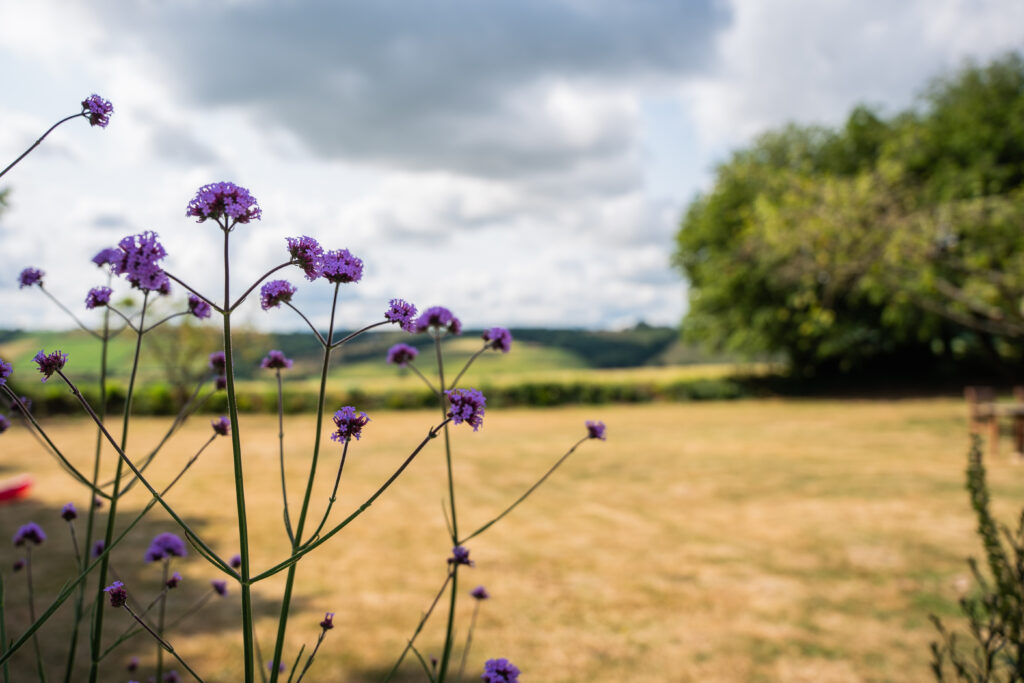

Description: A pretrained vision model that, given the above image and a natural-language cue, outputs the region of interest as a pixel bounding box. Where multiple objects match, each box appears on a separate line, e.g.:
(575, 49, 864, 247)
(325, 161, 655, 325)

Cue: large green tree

(674, 54, 1024, 374)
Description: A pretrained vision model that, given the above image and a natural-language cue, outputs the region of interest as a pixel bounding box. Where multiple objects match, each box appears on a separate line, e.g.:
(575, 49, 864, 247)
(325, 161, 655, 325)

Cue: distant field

(0, 399, 1014, 681)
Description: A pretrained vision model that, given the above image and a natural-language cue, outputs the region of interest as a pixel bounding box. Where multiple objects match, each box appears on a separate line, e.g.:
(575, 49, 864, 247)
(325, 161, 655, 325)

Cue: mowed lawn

(0, 399, 1019, 682)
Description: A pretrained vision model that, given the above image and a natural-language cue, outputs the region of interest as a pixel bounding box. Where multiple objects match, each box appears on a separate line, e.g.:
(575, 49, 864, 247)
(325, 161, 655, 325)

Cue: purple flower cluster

(212, 416, 231, 436)
(449, 545, 474, 567)
(211, 580, 228, 597)
(445, 388, 486, 431)
(92, 247, 120, 268)
(0, 415, 9, 434)
(230, 554, 242, 569)
(92, 540, 105, 558)
(144, 532, 187, 563)
(386, 343, 418, 367)
(166, 572, 182, 589)
(18, 267, 43, 289)
(260, 280, 297, 310)
(13, 522, 46, 546)
(320, 612, 335, 630)
(82, 94, 113, 128)
(188, 294, 212, 319)
(482, 327, 513, 353)
(481, 658, 520, 683)
(61, 503, 77, 521)
(331, 406, 370, 443)
(0, 358, 11, 385)
(585, 420, 606, 441)
(385, 299, 417, 332)
(113, 231, 169, 293)
(186, 182, 262, 226)
(321, 248, 363, 284)
(286, 236, 324, 281)
(33, 349, 68, 382)
(85, 286, 113, 310)
(415, 306, 462, 335)
(261, 350, 293, 370)
(208, 351, 226, 374)
(471, 585, 490, 600)
(104, 580, 127, 607)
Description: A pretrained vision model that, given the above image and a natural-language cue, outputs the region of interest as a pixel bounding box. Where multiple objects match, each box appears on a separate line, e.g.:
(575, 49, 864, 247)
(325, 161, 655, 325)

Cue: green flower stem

(460, 436, 589, 544)
(282, 302, 327, 347)
(328, 320, 388, 349)
(101, 589, 215, 661)
(294, 628, 329, 683)
(275, 369, 294, 543)
(25, 547, 47, 683)
(0, 112, 84, 180)
(156, 560, 168, 682)
(457, 598, 482, 681)
(305, 439, 349, 545)
(284, 644, 306, 683)
(256, 420, 449, 581)
(39, 287, 102, 339)
(407, 362, 440, 395)
(163, 272, 223, 314)
(88, 290, 148, 683)
(228, 261, 292, 312)
(102, 304, 140, 333)
(220, 227, 256, 683)
(142, 310, 191, 334)
(269, 283, 340, 683)
(447, 343, 489, 390)
(433, 331, 459, 683)
(382, 570, 453, 683)
(436, 566, 458, 683)
(122, 603, 204, 682)
(410, 644, 436, 682)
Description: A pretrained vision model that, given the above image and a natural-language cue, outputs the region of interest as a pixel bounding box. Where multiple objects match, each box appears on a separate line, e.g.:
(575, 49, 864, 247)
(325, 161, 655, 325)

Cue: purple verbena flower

(482, 327, 512, 353)
(127, 656, 139, 672)
(33, 349, 68, 382)
(166, 572, 182, 589)
(449, 545, 474, 567)
(286, 236, 324, 281)
(94, 496, 104, 509)
(13, 522, 45, 547)
(331, 406, 369, 443)
(18, 267, 43, 289)
(586, 420, 606, 441)
(471, 585, 490, 600)
(386, 343, 418, 367)
(85, 286, 112, 310)
(321, 248, 363, 284)
(211, 580, 228, 597)
(385, 299, 417, 332)
(208, 351, 226, 374)
(415, 306, 462, 335)
(320, 612, 335, 630)
(92, 540, 105, 558)
(215, 375, 227, 390)
(481, 658, 520, 683)
(16, 396, 31, 412)
(267, 661, 287, 673)
(12, 558, 25, 572)
(230, 554, 242, 569)
(260, 279, 297, 310)
(144, 532, 187, 563)
(0, 358, 11, 384)
(61, 502, 77, 521)
(104, 580, 127, 607)
(92, 247, 120, 268)
(113, 231, 169, 292)
(163, 670, 180, 683)
(212, 416, 230, 436)
(445, 389, 486, 431)
(188, 294, 212, 319)
(82, 94, 113, 128)
(186, 182, 261, 226)
(261, 350, 293, 370)
(0, 415, 9, 434)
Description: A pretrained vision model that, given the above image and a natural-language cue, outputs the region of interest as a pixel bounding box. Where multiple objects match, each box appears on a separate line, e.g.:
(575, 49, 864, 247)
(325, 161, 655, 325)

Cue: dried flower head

(585, 420, 606, 441)
(445, 389, 486, 431)
(211, 580, 228, 597)
(212, 416, 231, 436)
(385, 299, 418, 332)
(82, 94, 113, 128)
(471, 585, 490, 600)
(415, 306, 462, 335)
(286, 236, 324, 281)
(144, 532, 187, 563)
(186, 182, 261, 226)
(166, 572, 182, 589)
(113, 231, 169, 293)
(321, 248, 363, 284)
(261, 350, 293, 370)
(188, 294, 212, 319)
(127, 656, 139, 672)
(482, 327, 513, 353)
(331, 406, 370, 443)
(13, 522, 45, 547)
(18, 267, 43, 289)
(33, 349, 68, 382)
(320, 612, 335, 630)
(481, 658, 520, 683)
(386, 343, 419, 367)
(61, 502, 78, 521)
(449, 545, 474, 567)
(85, 286, 113, 310)
(104, 580, 127, 607)
(260, 279, 298, 310)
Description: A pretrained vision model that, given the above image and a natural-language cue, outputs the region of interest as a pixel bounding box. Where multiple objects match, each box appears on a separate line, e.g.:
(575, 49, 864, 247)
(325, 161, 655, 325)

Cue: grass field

(0, 399, 1019, 681)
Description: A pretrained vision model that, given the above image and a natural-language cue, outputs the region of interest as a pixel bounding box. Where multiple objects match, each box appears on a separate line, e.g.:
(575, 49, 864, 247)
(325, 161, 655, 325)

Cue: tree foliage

(674, 54, 1024, 374)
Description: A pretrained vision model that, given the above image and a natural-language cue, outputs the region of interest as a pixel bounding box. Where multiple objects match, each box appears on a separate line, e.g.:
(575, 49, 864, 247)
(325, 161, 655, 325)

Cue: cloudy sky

(0, 0, 1021, 332)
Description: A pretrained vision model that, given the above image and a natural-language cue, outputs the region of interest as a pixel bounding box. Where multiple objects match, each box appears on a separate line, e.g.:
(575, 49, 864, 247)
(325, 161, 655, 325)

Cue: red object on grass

(0, 475, 33, 502)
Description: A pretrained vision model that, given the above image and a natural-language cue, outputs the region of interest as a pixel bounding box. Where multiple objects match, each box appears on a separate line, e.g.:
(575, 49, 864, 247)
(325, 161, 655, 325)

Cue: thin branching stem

(306, 439, 350, 544)
(0, 112, 83, 180)
(447, 343, 489, 390)
(283, 302, 327, 347)
(457, 600, 482, 680)
(329, 320, 388, 349)
(229, 261, 292, 312)
(407, 363, 440, 395)
(434, 331, 459, 683)
(142, 310, 191, 334)
(39, 287, 102, 339)
(122, 604, 204, 682)
(25, 547, 47, 683)
(163, 271, 223, 314)
(382, 571, 454, 682)
(275, 369, 295, 543)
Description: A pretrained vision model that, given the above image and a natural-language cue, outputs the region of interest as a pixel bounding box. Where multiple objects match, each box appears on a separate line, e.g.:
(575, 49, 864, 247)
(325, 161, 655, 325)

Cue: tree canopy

(674, 53, 1024, 375)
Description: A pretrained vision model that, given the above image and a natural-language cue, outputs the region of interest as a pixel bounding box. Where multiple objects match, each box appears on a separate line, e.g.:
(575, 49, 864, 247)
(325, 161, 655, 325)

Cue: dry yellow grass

(0, 399, 1020, 681)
